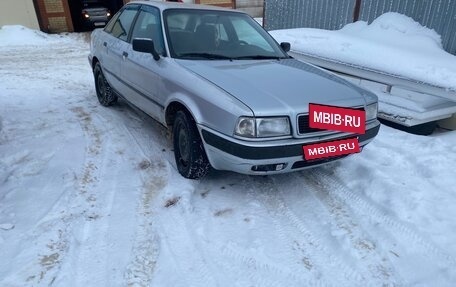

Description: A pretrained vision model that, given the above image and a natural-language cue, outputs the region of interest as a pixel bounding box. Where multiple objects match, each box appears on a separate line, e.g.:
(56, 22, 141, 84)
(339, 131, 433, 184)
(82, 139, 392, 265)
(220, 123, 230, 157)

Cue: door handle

(103, 42, 107, 47)
(122, 51, 128, 59)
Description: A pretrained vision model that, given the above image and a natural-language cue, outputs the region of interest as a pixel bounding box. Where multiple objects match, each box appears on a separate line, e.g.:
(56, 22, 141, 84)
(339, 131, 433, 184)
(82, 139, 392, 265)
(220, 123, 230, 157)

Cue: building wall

(236, 0, 263, 17)
(35, 0, 73, 33)
(0, 0, 40, 29)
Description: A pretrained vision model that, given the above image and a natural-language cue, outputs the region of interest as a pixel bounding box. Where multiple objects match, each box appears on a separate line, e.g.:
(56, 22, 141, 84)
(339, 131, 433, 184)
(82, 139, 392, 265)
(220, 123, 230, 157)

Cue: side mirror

(280, 42, 291, 52)
(132, 38, 160, 61)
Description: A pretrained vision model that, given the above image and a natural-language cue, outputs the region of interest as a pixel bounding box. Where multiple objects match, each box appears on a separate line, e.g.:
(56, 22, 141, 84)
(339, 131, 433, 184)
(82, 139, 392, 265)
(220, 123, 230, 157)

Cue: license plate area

(309, 103, 366, 134)
(303, 138, 360, 160)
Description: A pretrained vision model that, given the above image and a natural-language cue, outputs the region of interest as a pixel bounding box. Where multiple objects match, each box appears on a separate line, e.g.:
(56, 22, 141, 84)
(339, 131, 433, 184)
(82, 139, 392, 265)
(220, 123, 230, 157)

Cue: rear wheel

(94, 62, 117, 106)
(173, 110, 210, 179)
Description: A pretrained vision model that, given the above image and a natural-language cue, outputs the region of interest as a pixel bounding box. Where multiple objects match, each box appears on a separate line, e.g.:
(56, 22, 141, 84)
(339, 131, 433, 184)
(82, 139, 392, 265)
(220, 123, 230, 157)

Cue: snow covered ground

(270, 12, 456, 91)
(1, 26, 456, 286)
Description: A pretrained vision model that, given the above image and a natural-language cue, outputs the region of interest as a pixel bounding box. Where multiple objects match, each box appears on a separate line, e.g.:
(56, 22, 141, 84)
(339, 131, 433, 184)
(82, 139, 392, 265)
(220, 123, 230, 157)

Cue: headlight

(256, 117, 291, 137)
(235, 117, 255, 137)
(365, 103, 378, 121)
(235, 117, 291, 138)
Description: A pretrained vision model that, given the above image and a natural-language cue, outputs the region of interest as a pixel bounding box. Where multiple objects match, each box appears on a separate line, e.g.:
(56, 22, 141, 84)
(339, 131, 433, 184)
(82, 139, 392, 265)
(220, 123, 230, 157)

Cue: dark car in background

(81, 6, 112, 29)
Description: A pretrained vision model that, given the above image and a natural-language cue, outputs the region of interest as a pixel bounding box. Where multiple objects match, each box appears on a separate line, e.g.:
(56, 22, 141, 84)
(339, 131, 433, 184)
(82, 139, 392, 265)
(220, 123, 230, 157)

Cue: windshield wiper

(178, 53, 233, 60)
(232, 55, 287, 60)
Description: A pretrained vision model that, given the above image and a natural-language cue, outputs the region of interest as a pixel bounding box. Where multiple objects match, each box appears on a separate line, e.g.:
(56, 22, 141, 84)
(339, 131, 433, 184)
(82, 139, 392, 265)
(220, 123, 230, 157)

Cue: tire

(94, 62, 117, 106)
(173, 110, 210, 179)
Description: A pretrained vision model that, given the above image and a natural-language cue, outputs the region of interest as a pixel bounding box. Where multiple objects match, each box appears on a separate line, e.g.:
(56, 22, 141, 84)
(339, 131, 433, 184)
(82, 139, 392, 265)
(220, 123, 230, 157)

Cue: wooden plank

(195, 0, 235, 8)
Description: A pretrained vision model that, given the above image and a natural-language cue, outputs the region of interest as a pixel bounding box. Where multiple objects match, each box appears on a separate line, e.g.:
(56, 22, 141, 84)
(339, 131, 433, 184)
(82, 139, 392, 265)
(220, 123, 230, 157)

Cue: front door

(102, 4, 140, 100)
(121, 5, 167, 120)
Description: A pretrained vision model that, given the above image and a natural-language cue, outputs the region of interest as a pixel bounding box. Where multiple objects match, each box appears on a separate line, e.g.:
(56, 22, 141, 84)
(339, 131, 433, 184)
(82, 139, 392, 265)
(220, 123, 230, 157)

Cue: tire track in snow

(0, 42, 96, 285)
(15, 104, 105, 285)
(69, 102, 166, 286)
(311, 168, 456, 268)
(155, 206, 220, 287)
(124, 158, 165, 287)
(113, 114, 166, 287)
(301, 172, 404, 286)
(117, 131, 220, 287)
(267, 209, 346, 286)
(239, 176, 363, 286)
(147, 173, 221, 287)
(218, 241, 311, 287)
(66, 107, 138, 285)
(262, 189, 363, 284)
(173, 177, 282, 287)
(0, 39, 123, 285)
(182, 176, 299, 287)
(70, 106, 103, 209)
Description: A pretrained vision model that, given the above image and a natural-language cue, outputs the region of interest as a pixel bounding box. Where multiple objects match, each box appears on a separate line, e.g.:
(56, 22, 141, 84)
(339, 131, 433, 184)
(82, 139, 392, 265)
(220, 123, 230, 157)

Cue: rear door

(100, 4, 139, 96)
(121, 5, 167, 119)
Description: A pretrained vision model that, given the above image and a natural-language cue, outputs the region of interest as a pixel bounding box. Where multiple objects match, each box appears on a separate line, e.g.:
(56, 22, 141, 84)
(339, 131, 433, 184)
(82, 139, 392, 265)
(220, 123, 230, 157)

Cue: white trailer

(290, 51, 456, 134)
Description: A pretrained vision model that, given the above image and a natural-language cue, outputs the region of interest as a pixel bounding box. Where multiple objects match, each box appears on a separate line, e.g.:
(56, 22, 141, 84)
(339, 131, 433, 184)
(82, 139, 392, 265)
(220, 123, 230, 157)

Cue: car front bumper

(200, 120, 381, 175)
(82, 17, 109, 28)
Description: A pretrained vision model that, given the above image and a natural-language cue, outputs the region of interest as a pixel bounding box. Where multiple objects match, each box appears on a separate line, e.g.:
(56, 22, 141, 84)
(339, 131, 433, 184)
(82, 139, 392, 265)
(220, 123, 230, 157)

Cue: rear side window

(130, 6, 165, 55)
(104, 11, 120, 33)
(109, 5, 139, 41)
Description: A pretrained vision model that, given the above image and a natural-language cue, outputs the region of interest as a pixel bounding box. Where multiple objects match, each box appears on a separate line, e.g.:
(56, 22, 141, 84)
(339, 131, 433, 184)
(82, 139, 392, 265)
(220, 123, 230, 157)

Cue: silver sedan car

(88, 1, 380, 179)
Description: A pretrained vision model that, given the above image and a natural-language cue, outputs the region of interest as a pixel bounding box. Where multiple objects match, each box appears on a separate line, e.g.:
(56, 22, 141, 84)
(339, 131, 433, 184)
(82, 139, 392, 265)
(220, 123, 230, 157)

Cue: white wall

(0, 0, 40, 30)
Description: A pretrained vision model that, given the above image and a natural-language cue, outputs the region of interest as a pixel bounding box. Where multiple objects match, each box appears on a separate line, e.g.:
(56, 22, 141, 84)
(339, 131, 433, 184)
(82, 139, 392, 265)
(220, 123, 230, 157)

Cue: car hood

(177, 58, 368, 116)
(84, 7, 108, 15)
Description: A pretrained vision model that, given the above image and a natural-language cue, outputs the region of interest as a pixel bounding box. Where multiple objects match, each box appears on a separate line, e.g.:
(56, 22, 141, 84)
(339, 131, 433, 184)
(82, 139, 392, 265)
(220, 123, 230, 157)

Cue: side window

(104, 11, 121, 33)
(130, 6, 165, 55)
(110, 6, 139, 41)
(231, 18, 273, 52)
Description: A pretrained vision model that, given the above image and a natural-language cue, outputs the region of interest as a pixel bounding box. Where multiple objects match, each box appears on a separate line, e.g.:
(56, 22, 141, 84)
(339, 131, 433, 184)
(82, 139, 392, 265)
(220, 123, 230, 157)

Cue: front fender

(163, 71, 253, 137)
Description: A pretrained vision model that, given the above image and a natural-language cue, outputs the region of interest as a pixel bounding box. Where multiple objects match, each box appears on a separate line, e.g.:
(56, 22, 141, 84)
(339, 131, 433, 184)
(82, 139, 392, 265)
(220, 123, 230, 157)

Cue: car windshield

(164, 9, 288, 60)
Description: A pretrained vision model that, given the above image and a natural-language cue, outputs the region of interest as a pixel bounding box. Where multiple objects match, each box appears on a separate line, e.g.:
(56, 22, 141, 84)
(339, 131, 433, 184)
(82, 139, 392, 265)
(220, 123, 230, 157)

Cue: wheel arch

(91, 56, 100, 71)
(165, 99, 201, 128)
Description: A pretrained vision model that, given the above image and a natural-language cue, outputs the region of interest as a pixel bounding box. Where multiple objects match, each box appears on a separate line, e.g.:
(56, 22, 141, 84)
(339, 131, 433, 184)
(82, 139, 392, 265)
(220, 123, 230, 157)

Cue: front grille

(297, 115, 325, 134)
(298, 106, 365, 134)
(291, 155, 348, 169)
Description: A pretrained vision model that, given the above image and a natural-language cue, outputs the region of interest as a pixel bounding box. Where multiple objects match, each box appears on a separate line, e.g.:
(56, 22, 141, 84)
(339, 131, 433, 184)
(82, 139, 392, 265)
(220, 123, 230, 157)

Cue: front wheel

(173, 111, 210, 179)
(94, 62, 117, 106)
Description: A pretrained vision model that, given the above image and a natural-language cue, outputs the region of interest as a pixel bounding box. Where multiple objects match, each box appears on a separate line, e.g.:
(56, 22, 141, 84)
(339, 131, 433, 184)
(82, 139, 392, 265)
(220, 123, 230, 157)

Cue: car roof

(127, 0, 245, 14)
(83, 6, 108, 10)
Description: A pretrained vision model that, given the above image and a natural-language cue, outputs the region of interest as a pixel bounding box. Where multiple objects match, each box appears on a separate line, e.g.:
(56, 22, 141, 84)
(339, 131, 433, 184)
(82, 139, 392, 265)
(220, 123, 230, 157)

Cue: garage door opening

(68, 0, 124, 32)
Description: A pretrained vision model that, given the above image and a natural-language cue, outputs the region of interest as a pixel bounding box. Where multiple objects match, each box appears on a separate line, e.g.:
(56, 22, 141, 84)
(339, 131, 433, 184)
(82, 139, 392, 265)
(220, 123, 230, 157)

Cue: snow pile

(0, 25, 73, 46)
(270, 12, 456, 91)
(341, 12, 442, 50)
